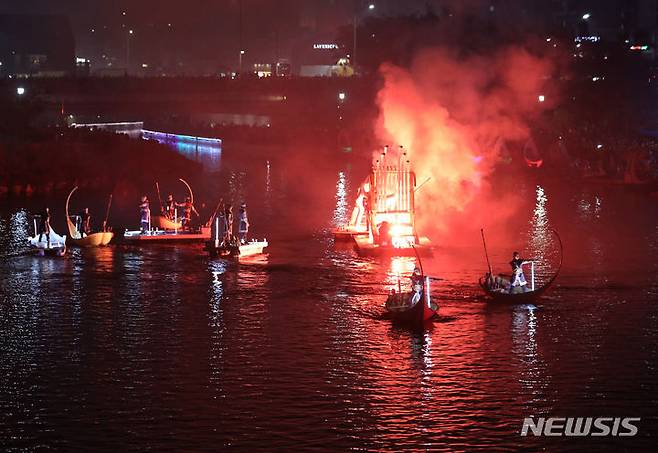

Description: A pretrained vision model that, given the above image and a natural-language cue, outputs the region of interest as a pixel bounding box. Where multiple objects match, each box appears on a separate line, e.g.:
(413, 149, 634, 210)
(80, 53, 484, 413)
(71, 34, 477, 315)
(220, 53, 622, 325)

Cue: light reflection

(332, 171, 349, 227)
(208, 259, 227, 391)
(512, 304, 550, 412)
(228, 171, 247, 206)
(173, 141, 222, 171)
(386, 256, 416, 289)
(1, 210, 28, 257)
(528, 185, 554, 282)
(264, 160, 272, 217)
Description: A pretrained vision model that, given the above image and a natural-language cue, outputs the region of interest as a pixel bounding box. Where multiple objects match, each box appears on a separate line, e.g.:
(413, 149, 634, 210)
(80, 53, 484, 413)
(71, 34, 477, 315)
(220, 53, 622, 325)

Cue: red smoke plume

(375, 46, 555, 242)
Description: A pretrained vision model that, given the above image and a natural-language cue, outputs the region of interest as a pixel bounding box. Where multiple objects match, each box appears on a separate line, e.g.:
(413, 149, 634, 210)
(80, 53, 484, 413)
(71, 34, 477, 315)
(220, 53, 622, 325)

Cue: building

(0, 14, 75, 77)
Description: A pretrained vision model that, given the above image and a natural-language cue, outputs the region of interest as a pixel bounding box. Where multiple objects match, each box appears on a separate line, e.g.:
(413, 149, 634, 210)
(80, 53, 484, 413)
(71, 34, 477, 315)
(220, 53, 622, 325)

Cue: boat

(205, 239, 269, 258)
(384, 248, 438, 327)
(65, 187, 114, 247)
(152, 178, 192, 230)
(204, 213, 268, 257)
(27, 216, 67, 257)
(478, 229, 563, 303)
(351, 145, 433, 256)
(124, 178, 221, 244)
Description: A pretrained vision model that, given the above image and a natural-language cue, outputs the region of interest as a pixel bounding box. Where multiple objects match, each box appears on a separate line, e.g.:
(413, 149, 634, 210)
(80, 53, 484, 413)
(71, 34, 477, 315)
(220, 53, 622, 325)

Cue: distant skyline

(0, 0, 447, 72)
(0, 0, 648, 73)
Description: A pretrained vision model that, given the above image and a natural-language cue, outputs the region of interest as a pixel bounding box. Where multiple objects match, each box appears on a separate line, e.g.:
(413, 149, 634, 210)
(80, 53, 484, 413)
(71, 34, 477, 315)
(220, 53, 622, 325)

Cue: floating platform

(123, 228, 210, 243)
(353, 235, 433, 257)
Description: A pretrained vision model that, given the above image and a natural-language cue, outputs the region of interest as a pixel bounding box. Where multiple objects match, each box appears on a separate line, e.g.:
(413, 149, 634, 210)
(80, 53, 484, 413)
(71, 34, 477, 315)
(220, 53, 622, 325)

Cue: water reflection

(512, 304, 551, 414)
(333, 171, 349, 227)
(0, 210, 28, 257)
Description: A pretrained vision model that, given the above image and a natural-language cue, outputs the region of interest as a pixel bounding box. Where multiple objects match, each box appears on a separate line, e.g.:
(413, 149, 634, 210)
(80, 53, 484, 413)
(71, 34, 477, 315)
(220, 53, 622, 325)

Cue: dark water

(1, 150, 657, 452)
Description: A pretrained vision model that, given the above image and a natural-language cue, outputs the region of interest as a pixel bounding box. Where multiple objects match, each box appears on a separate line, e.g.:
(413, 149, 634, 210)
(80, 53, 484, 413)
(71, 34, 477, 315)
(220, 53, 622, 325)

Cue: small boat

(384, 245, 438, 328)
(204, 215, 268, 257)
(385, 275, 438, 326)
(27, 217, 66, 257)
(65, 187, 114, 247)
(479, 229, 563, 303)
(152, 178, 193, 230)
(205, 239, 269, 258)
(152, 215, 182, 230)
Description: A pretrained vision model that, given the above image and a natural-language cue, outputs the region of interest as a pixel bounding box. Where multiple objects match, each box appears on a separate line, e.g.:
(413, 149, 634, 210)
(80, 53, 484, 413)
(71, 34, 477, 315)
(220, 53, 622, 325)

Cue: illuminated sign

(313, 43, 339, 50)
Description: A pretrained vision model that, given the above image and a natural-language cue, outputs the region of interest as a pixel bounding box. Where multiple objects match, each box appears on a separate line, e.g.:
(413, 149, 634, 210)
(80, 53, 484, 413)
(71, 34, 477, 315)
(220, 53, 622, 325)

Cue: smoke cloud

(375, 46, 556, 242)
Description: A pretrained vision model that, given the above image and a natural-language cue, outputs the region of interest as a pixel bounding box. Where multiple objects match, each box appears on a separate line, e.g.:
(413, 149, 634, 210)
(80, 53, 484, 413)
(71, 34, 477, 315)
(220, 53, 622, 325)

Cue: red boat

(385, 274, 438, 328)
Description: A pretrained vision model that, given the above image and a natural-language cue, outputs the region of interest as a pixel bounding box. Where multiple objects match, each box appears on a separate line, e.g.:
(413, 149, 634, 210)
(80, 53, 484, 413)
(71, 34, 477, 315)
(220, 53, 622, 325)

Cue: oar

(480, 228, 493, 276)
(206, 197, 224, 227)
(155, 182, 164, 214)
(103, 194, 113, 232)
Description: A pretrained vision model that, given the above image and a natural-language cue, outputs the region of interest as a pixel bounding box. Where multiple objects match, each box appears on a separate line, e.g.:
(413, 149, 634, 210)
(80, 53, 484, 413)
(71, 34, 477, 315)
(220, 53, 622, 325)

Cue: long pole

(155, 182, 164, 214)
(480, 228, 493, 276)
(103, 194, 113, 232)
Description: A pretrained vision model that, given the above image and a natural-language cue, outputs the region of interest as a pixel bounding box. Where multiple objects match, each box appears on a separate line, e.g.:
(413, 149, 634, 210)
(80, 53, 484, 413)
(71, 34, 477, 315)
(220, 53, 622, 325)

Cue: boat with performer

(478, 229, 563, 302)
(27, 215, 67, 256)
(65, 187, 114, 247)
(349, 145, 432, 256)
(122, 178, 217, 244)
(384, 250, 438, 327)
(204, 206, 268, 258)
(152, 178, 194, 230)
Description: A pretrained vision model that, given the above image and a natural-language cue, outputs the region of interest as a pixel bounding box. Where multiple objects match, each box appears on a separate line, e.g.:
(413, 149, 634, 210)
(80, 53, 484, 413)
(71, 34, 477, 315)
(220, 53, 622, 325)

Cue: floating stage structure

(336, 146, 432, 256)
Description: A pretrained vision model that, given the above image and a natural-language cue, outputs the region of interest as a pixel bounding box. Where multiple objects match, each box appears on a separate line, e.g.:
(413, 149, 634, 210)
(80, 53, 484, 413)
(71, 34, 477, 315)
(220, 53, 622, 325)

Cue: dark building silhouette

(0, 14, 74, 77)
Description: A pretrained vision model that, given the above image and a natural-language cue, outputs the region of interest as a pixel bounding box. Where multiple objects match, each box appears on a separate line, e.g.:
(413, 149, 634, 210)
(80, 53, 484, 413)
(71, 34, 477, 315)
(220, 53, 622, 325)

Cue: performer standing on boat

(38, 207, 51, 247)
(510, 251, 531, 293)
(139, 196, 150, 233)
(238, 202, 249, 244)
(80, 208, 91, 236)
(410, 266, 424, 305)
(165, 194, 176, 220)
(177, 196, 199, 231)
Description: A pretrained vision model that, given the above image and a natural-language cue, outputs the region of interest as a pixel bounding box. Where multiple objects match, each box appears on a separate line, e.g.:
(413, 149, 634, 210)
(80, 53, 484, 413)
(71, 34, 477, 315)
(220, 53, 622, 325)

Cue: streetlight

(582, 13, 591, 20)
(16, 87, 25, 96)
(239, 49, 245, 74)
(338, 92, 346, 101)
(126, 29, 134, 74)
(538, 95, 545, 103)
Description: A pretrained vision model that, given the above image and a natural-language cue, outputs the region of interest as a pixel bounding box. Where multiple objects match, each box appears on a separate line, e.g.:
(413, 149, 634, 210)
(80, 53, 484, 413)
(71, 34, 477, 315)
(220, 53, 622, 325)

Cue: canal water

(0, 147, 656, 451)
